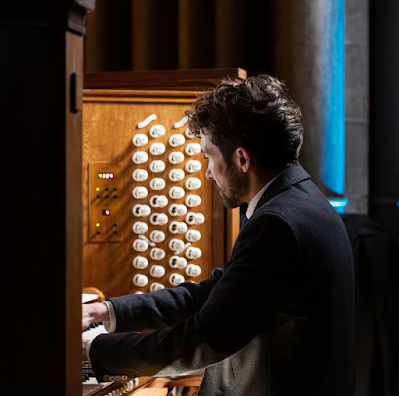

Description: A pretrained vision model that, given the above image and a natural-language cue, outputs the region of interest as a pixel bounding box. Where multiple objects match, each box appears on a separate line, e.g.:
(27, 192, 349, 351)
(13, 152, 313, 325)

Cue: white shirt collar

(245, 174, 280, 219)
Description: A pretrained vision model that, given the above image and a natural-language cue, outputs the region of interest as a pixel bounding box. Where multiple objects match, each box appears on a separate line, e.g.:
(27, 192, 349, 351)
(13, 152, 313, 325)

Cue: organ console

(81, 69, 245, 394)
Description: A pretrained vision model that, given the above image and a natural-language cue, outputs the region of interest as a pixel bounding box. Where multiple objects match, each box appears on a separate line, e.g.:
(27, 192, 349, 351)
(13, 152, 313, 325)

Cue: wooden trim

(84, 68, 247, 90)
(66, 29, 85, 396)
(83, 89, 200, 103)
(225, 207, 240, 261)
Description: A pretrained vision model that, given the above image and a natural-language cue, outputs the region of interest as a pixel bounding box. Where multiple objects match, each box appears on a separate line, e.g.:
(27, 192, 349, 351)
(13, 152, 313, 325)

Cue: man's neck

(245, 169, 281, 204)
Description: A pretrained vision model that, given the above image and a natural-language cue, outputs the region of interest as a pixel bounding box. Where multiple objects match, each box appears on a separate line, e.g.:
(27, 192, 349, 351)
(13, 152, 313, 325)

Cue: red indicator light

(98, 172, 115, 180)
(102, 209, 111, 216)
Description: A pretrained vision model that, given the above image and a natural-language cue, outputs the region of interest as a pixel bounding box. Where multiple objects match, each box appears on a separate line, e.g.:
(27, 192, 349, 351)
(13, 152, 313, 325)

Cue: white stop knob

(132, 221, 148, 234)
(149, 160, 166, 173)
(169, 134, 186, 147)
(169, 238, 185, 252)
(169, 256, 188, 269)
(150, 142, 166, 156)
(185, 229, 201, 242)
(150, 282, 165, 292)
(168, 203, 188, 217)
(132, 151, 149, 164)
(133, 274, 148, 287)
(132, 134, 149, 147)
(185, 127, 195, 138)
(149, 125, 166, 138)
(169, 168, 185, 182)
(169, 221, 188, 234)
(149, 212, 168, 225)
(149, 195, 168, 208)
(169, 186, 185, 199)
(185, 177, 201, 190)
(132, 204, 151, 217)
(185, 246, 202, 259)
(132, 256, 148, 269)
(169, 151, 185, 164)
(157, 213, 169, 225)
(149, 230, 166, 243)
(132, 169, 149, 182)
(185, 142, 201, 156)
(185, 160, 202, 173)
(150, 265, 166, 278)
(149, 247, 166, 261)
(132, 186, 148, 199)
(185, 212, 205, 225)
(150, 178, 166, 190)
(185, 264, 202, 277)
(132, 239, 149, 252)
(169, 273, 185, 286)
(185, 194, 201, 208)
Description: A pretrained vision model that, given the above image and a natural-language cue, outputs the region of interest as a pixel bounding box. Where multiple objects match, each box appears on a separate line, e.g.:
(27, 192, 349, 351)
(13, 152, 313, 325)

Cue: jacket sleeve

(107, 267, 224, 332)
(90, 213, 300, 381)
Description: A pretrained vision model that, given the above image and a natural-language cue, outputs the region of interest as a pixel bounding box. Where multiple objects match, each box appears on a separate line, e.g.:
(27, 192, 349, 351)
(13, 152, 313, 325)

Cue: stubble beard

(215, 164, 247, 209)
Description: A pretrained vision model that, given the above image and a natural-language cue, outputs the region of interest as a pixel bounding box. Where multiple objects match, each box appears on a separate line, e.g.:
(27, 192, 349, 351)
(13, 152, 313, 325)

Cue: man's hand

(82, 302, 110, 331)
(82, 338, 89, 362)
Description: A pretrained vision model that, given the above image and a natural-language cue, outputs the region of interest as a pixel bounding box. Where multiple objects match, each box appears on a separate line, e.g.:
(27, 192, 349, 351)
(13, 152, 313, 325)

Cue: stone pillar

(272, 0, 346, 199)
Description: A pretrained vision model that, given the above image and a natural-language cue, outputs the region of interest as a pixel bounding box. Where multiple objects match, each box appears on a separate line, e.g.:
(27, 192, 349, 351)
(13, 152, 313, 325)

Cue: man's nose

(205, 166, 213, 180)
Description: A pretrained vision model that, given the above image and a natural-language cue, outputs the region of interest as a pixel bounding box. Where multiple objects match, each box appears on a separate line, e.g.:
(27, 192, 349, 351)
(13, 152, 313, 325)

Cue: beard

(215, 163, 248, 208)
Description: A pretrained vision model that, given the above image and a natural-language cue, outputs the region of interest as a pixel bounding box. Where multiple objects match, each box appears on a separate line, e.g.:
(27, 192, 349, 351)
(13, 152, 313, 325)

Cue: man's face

(200, 132, 248, 208)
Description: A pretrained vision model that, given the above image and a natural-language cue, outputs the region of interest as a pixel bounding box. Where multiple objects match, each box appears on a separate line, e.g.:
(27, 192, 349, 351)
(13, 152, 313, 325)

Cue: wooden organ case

(82, 69, 245, 298)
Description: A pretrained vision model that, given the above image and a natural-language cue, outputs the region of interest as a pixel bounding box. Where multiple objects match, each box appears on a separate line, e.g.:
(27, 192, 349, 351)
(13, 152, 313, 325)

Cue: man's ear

(235, 147, 251, 173)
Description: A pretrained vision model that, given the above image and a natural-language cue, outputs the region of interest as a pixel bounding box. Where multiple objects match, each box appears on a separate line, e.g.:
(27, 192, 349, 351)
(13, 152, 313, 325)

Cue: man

(82, 74, 355, 395)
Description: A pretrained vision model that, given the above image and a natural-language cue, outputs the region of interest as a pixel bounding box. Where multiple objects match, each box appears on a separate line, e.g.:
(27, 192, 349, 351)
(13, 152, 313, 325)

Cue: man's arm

(107, 268, 223, 333)
(89, 214, 300, 382)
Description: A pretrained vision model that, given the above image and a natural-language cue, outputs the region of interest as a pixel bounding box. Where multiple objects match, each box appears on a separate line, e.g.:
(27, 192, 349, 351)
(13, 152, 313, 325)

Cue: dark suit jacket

(90, 165, 355, 396)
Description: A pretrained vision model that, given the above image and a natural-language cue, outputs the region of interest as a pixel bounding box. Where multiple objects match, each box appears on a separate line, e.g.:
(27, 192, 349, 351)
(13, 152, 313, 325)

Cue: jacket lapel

(253, 164, 311, 214)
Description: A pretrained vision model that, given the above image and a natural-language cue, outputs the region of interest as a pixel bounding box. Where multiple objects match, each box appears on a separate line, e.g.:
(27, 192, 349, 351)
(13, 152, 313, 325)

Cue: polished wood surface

(66, 27, 86, 396)
(83, 89, 218, 297)
(82, 88, 239, 298)
(84, 68, 247, 91)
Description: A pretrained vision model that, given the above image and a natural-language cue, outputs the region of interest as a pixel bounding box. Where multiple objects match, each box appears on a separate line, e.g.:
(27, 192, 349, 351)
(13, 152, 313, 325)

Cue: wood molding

(84, 68, 247, 90)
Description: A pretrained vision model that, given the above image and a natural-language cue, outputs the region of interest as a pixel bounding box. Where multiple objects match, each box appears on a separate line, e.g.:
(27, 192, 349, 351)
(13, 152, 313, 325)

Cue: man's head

(186, 74, 304, 173)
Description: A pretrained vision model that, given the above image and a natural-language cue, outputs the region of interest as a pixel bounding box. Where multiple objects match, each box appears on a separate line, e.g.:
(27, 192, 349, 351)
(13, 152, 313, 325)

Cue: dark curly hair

(185, 74, 304, 171)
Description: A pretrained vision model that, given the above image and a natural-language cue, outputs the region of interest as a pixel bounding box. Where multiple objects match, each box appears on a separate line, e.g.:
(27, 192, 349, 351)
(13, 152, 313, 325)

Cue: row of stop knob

(133, 173, 201, 191)
(133, 136, 201, 156)
(133, 225, 201, 242)
(132, 240, 201, 257)
(134, 159, 201, 174)
(135, 123, 194, 140)
(133, 186, 201, 206)
(133, 128, 198, 150)
(134, 203, 204, 222)
(132, 149, 202, 168)
(133, 269, 198, 290)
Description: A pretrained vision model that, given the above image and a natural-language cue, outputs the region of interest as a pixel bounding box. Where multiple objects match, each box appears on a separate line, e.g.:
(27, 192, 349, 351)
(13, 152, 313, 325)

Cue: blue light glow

(329, 198, 348, 214)
(321, 0, 345, 195)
